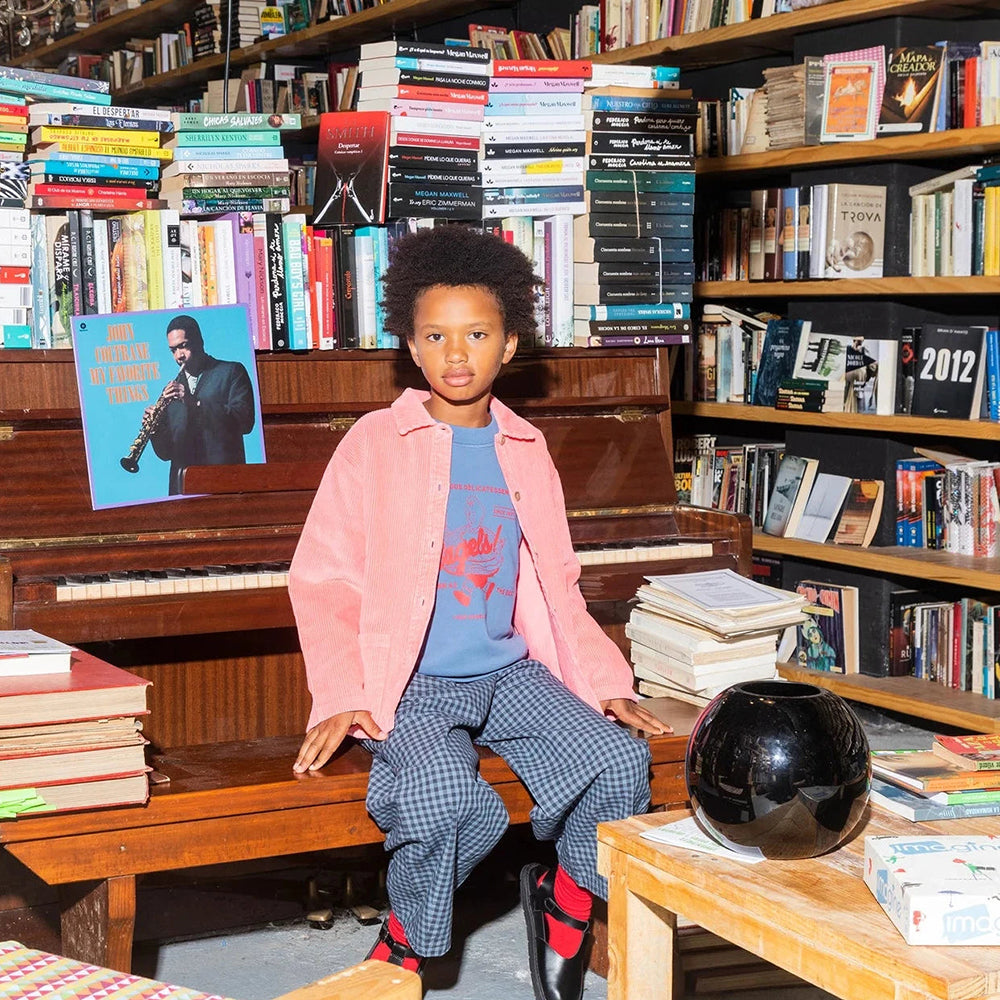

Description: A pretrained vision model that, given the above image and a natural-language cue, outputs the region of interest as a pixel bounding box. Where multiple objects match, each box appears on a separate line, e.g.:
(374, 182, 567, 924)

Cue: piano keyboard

(53, 542, 715, 601)
(55, 564, 291, 601)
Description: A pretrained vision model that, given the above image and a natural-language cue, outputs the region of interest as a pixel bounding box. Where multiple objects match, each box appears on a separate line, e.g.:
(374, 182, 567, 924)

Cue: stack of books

(868, 739, 1000, 821)
(626, 568, 808, 706)
(0, 644, 151, 818)
(353, 39, 490, 221)
(575, 77, 697, 348)
(481, 58, 588, 219)
(761, 63, 806, 149)
(162, 111, 293, 216)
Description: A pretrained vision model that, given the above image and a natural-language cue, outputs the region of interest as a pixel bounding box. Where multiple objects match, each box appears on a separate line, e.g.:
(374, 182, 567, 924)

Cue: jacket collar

(390, 387, 537, 440)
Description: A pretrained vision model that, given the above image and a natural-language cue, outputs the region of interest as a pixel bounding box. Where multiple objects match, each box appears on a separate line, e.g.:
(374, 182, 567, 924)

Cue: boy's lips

(443, 369, 473, 386)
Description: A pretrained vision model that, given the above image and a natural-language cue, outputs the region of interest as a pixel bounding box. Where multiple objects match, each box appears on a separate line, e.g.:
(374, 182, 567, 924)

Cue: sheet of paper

(644, 568, 790, 610)
(639, 815, 765, 863)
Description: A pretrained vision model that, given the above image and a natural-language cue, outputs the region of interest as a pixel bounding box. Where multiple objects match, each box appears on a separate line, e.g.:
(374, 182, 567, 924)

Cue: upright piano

(1, 347, 749, 751)
(0, 346, 749, 963)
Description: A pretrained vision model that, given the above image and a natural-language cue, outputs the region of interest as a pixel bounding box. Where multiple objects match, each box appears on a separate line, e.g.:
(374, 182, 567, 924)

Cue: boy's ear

(502, 332, 518, 363)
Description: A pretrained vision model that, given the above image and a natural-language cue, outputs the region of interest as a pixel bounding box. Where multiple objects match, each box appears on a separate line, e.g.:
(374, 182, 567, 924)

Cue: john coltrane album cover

(71, 304, 265, 509)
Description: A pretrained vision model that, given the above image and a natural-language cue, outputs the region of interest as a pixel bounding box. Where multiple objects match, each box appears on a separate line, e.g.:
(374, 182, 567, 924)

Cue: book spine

(66, 210, 83, 319)
(143, 210, 165, 311)
(29, 212, 51, 348)
(78, 209, 97, 315)
(281, 216, 308, 350)
(160, 210, 183, 310)
(171, 129, 284, 146)
(262, 213, 288, 350)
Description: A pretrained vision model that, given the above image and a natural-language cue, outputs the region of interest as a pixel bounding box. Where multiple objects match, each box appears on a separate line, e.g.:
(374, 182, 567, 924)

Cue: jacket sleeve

(287, 427, 368, 729)
(542, 449, 638, 706)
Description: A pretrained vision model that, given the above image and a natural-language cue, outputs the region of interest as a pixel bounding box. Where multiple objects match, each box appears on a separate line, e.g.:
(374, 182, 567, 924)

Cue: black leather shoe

(520, 863, 590, 1000)
(365, 917, 427, 976)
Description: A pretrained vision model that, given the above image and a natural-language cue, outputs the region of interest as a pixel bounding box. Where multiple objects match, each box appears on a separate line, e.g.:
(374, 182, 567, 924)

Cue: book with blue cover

(751, 317, 810, 406)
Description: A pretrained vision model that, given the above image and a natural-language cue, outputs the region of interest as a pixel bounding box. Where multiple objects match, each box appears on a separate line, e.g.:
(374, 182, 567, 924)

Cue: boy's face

(407, 283, 517, 427)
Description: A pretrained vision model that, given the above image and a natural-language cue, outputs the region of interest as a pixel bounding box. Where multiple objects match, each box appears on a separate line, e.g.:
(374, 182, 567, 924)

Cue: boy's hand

(294, 710, 385, 773)
(601, 698, 672, 735)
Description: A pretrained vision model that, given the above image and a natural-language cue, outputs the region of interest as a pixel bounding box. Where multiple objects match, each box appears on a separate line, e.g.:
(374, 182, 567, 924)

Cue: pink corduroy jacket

(288, 387, 637, 734)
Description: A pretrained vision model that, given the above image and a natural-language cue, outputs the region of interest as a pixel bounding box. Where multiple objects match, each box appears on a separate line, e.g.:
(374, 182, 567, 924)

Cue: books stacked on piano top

(161, 111, 297, 215)
(27, 102, 171, 212)
(0, 648, 151, 817)
(481, 58, 589, 220)
(627, 568, 808, 707)
(353, 39, 491, 222)
(0, 630, 73, 676)
(574, 74, 696, 348)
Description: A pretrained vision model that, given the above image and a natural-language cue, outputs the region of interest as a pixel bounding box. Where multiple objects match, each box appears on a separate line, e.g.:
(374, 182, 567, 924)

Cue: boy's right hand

(293, 710, 385, 773)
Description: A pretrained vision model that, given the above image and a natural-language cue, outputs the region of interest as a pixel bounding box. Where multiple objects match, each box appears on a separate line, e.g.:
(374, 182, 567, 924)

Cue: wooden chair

(0, 941, 421, 1000)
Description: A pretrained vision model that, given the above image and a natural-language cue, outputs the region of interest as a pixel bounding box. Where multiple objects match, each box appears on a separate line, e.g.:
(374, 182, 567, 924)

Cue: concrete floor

(129, 705, 931, 1000)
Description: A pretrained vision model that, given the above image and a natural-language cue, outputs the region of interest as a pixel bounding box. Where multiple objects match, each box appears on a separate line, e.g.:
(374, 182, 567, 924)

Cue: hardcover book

(70, 305, 265, 509)
(870, 748, 1000, 792)
(909, 323, 987, 419)
(878, 46, 943, 134)
(312, 111, 390, 226)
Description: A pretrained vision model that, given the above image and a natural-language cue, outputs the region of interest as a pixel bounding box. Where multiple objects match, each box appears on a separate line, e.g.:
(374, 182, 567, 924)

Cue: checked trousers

(361, 658, 651, 957)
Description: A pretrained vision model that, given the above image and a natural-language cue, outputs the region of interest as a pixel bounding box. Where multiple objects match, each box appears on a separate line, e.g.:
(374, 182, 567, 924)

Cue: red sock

(541, 865, 592, 959)
(368, 911, 423, 973)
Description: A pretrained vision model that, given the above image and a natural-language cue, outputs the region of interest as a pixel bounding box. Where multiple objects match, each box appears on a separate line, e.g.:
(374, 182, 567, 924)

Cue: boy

(288, 225, 668, 1000)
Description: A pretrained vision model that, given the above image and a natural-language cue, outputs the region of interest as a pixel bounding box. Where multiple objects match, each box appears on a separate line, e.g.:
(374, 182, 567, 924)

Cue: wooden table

(597, 809, 1000, 1000)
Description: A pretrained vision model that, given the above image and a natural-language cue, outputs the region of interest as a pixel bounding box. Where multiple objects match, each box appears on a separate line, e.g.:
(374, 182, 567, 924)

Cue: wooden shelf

(694, 276, 1000, 297)
(591, 0, 994, 69)
(777, 662, 1000, 732)
(672, 401, 1000, 440)
(752, 532, 1000, 590)
(698, 125, 1000, 176)
(20, 0, 506, 98)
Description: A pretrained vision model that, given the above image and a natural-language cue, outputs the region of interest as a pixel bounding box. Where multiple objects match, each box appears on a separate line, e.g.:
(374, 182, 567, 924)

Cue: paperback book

(312, 111, 390, 225)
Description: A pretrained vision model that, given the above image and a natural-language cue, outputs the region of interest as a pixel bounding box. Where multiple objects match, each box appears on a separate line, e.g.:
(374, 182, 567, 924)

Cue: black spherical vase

(685, 679, 871, 860)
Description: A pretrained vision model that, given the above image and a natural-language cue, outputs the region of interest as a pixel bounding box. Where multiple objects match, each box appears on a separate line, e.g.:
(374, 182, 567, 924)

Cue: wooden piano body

(0, 347, 749, 968)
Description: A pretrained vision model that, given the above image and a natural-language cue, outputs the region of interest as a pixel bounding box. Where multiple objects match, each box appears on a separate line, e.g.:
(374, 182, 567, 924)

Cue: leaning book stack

(627, 568, 808, 707)
(575, 73, 696, 349)
(0, 648, 151, 818)
(353, 39, 490, 222)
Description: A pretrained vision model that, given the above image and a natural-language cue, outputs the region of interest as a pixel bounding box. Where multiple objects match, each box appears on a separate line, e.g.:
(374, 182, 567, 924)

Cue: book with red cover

(312, 111, 390, 226)
(0, 650, 150, 727)
(933, 733, 1000, 771)
(0, 733, 148, 787)
(492, 59, 592, 78)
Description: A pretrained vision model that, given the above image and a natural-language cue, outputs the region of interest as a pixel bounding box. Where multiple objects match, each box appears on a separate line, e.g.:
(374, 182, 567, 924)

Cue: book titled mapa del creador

(71, 305, 265, 510)
(878, 46, 943, 134)
(312, 111, 390, 226)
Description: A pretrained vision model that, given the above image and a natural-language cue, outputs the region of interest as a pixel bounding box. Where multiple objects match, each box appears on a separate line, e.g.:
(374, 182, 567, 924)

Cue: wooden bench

(0, 699, 699, 974)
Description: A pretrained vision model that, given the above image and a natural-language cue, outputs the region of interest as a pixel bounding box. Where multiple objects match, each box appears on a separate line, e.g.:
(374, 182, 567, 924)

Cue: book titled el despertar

(878, 46, 943, 134)
(70, 305, 265, 510)
(0, 631, 74, 676)
(312, 111, 390, 226)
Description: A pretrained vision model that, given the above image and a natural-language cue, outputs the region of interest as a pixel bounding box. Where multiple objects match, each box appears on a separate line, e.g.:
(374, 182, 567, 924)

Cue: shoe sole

(520, 863, 549, 1000)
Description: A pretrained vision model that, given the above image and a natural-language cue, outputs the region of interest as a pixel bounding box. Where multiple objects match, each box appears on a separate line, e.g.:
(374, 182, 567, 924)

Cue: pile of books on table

(627, 568, 808, 707)
(0, 633, 151, 817)
(869, 732, 1000, 821)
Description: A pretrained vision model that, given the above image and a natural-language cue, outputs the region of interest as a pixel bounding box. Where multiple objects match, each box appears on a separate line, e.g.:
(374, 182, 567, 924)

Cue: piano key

(164, 568, 189, 594)
(205, 566, 231, 591)
(56, 575, 89, 602)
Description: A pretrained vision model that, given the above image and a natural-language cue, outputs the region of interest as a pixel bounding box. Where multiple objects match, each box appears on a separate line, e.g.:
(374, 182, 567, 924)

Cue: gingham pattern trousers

(361, 658, 652, 957)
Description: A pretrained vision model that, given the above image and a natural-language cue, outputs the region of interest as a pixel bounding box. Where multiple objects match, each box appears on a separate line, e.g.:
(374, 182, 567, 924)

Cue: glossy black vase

(685, 679, 871, 859)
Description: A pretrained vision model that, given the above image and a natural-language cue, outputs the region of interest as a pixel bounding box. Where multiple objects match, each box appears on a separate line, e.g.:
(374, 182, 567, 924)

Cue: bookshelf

(587, 0, 1000, 717)
(591, 0, 995, 69)
(13, 0, 508, 99)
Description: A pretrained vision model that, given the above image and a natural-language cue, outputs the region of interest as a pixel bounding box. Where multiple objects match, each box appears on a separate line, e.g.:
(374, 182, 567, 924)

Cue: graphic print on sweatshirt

(417, 418, 527, 679)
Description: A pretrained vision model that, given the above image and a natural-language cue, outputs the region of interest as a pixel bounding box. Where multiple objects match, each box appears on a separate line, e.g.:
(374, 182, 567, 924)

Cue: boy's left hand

(601, 698, 672, 735)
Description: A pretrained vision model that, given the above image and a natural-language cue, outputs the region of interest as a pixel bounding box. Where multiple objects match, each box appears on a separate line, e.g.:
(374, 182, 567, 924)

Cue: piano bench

(0, 699, 699, 977)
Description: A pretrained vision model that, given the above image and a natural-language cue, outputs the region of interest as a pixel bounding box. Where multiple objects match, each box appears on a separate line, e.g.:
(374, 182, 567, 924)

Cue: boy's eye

(469, 330, 487, 340)
(426, 332, 444, 342)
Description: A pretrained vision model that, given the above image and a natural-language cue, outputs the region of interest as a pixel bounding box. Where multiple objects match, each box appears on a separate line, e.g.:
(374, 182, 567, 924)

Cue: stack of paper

(628, 569, 808, 706)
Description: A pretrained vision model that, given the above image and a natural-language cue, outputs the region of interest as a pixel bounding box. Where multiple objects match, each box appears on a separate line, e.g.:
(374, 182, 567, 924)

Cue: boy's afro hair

(381, 225, 541, 341)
